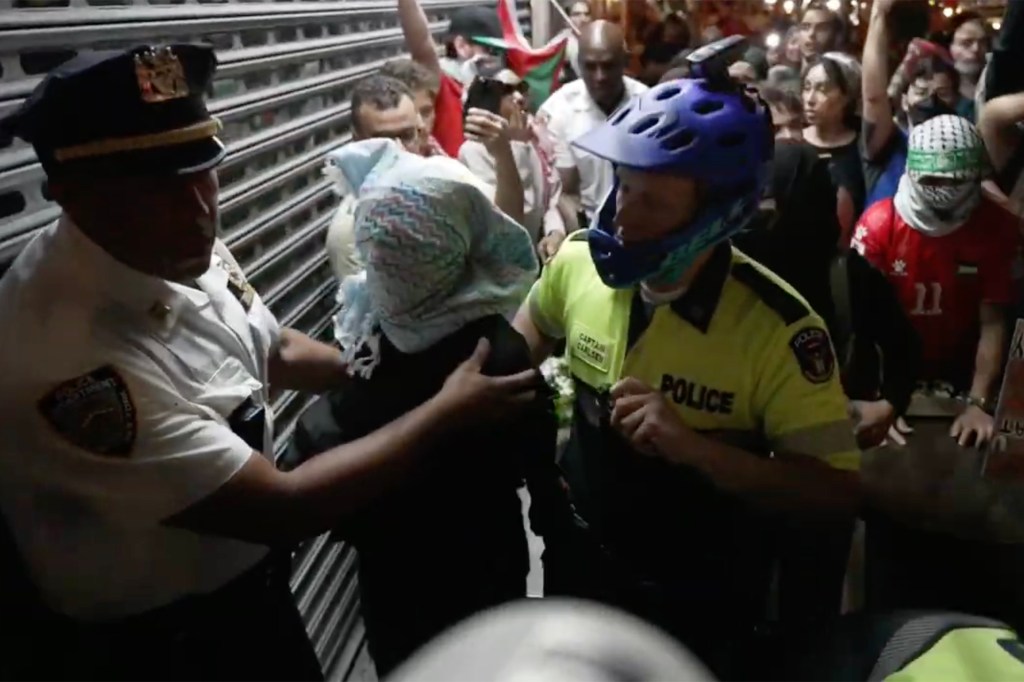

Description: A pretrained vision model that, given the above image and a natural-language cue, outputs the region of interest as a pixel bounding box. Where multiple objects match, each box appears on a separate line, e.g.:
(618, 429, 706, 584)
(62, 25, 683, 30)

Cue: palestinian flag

(474, 0, 569, 111)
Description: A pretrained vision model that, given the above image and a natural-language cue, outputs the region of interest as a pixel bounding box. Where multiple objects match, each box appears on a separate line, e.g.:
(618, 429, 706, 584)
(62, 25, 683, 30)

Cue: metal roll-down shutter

(0, 0, 531, 679)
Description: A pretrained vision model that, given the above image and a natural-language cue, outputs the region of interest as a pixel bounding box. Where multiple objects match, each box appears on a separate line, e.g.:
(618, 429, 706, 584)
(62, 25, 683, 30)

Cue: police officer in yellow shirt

(513, 39, 862, 677)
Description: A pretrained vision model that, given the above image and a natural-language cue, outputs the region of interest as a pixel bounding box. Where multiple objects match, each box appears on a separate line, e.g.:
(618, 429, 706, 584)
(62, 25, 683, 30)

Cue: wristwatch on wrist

(963, 394, 993, 414)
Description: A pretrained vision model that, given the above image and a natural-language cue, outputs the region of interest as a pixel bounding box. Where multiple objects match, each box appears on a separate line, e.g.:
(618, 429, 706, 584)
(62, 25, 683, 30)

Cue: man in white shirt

(0, 44, 538, 680)
(538, 20, 648, 231)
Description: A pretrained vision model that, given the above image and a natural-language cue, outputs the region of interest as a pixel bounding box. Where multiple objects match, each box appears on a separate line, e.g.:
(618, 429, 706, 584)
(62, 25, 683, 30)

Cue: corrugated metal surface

(0, 0, 530, 679)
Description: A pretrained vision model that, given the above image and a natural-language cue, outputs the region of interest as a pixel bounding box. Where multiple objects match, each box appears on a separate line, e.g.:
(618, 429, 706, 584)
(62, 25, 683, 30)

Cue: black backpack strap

(868, 613, 1010, 681)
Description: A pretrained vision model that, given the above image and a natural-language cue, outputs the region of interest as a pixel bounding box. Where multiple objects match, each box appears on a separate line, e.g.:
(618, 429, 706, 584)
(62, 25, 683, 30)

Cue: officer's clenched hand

(435, 338, 540, 422)
(609, 377, 693, 461)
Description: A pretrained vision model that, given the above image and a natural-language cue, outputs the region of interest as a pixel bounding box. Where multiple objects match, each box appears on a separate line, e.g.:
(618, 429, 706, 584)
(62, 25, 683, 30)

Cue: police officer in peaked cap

(0, 43, 538, 680)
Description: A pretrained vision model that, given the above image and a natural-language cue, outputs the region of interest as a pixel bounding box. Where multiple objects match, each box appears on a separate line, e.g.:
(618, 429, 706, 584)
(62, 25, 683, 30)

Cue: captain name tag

(572, 326, 611, 372)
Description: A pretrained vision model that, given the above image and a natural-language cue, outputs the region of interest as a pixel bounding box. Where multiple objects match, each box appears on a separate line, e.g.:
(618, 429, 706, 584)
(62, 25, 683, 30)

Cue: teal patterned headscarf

(324, 138, 539, 378)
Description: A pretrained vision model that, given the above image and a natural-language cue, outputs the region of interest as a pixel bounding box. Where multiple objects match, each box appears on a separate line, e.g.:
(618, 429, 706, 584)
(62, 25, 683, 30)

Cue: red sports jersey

(852, 197, 1018, 386)
(433, 73, 464, 158)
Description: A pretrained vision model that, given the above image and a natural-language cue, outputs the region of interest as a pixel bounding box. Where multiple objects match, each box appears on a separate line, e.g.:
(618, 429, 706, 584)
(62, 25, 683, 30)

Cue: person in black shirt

(735, 141, 919, 449)
(735, 141, 919, 628)
(802, 52, 867, 244)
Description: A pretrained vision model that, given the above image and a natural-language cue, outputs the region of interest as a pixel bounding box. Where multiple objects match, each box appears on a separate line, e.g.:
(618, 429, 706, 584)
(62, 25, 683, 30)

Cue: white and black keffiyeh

(894, 114, 988, 236)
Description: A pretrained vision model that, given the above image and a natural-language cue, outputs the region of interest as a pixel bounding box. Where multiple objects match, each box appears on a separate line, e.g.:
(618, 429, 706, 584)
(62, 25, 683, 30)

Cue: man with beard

(397, 1, 504, 157)
(797, 2, 844, 73)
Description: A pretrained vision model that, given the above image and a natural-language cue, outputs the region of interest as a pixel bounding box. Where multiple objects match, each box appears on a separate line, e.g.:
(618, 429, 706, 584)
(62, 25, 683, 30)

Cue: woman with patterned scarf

(290, 139, 575, 677)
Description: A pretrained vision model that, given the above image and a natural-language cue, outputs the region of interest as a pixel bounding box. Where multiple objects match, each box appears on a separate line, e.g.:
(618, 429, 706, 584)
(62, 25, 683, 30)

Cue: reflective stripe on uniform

(772, 419, 859, 466)
(885, 627, 1024, 682)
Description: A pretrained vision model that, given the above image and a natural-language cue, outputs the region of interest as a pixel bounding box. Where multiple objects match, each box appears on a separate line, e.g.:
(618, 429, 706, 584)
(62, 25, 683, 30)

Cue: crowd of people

(2, 0, 1024, 680)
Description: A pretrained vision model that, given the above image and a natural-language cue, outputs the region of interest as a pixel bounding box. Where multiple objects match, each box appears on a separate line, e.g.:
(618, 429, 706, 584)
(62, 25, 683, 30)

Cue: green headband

(906, 147, 985, 175)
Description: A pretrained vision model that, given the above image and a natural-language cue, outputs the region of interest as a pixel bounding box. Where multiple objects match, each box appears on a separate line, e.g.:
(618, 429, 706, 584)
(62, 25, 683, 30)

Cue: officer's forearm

(168, 394, 455, 546)
(268, 327, 347, 394)
(672, 435, 862, 516)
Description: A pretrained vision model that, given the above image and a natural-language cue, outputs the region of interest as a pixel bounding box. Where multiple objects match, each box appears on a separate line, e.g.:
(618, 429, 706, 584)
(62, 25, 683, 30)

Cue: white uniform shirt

(537, 76, 648, 219)
(0, 218, 280, 621)
(458, 139, 560, 245)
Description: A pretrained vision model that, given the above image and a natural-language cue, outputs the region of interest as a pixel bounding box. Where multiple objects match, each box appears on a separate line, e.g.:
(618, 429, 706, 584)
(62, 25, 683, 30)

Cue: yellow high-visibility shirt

(528, 232, 860, 470)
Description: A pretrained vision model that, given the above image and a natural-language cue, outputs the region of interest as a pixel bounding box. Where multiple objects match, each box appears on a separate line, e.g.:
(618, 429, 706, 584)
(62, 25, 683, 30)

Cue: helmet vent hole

(718, 131, 746, 148)
(660, 129, 696, 152)
(654, 86, 681, 101)
(692, 99, 724, 115)
(629, 115, 661, 136)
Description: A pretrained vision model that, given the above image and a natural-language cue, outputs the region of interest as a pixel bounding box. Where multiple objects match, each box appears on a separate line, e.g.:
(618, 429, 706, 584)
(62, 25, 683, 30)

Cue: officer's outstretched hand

(609, 377, 693, 462)
(435, 338, 540, 423)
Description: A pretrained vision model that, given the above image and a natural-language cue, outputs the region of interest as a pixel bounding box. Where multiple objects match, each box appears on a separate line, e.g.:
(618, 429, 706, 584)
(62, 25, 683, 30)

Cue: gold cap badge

(135, 47, 189, 104)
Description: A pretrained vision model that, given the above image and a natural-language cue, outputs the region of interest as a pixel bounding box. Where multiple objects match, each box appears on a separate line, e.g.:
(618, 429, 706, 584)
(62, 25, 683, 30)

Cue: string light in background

(942, 6, 954, 17)
(825, 0, 840, 11)
(782, 0, 795, 14)
(765, 32, 781, 49)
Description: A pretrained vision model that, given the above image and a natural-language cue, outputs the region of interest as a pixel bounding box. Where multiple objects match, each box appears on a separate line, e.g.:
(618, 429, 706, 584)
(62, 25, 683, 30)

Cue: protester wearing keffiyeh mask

(298, 138, 572, 678)
(894, 114, 988, 236)
(324, 138, 539, 379)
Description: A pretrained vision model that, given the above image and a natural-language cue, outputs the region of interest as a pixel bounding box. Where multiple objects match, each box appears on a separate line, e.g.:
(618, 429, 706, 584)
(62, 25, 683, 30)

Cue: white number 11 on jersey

(911, 282, 943, 316)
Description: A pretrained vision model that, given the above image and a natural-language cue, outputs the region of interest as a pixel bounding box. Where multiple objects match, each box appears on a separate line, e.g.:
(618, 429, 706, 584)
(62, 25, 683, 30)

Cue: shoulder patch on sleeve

(789, 327, 836, 384)
(38, 366, 137, 457)
(731, 262, 810, 326)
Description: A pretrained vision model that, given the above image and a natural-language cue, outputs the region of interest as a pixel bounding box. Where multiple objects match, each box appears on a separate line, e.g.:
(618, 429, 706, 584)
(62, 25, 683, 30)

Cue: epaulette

(731, 262, 809, 326)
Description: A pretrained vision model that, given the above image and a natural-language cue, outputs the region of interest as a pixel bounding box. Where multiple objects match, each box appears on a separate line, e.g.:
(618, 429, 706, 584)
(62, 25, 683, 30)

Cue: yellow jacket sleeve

(755, 317, 861, 471)
(526, 232, 588, 340)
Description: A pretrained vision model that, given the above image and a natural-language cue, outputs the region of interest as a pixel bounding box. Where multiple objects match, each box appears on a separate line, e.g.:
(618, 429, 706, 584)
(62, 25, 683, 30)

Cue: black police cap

(0, 43, 225, 176)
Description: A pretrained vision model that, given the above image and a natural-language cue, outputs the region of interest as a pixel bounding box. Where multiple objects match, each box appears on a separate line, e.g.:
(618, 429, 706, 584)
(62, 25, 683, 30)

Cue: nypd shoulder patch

(38, 366, 137, 457)
(789, 327, 835, 385)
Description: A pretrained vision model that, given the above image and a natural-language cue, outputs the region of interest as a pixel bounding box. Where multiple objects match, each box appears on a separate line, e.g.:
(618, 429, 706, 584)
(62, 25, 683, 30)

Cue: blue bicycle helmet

(571, 50, 774, 288)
